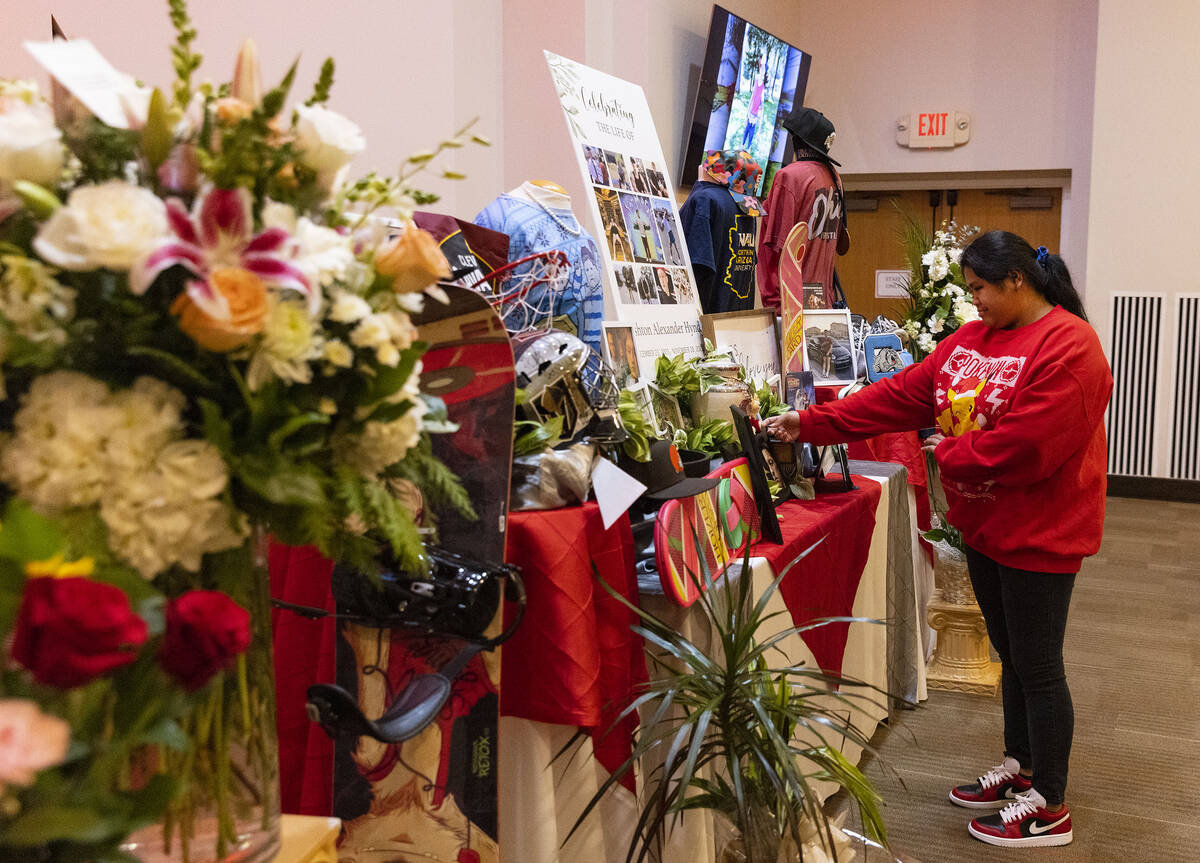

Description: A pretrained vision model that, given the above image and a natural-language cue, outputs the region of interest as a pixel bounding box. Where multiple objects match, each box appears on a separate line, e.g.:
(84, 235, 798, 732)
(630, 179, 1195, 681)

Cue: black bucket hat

(619, 440, 720, 500)
(782, 106, 841, 167)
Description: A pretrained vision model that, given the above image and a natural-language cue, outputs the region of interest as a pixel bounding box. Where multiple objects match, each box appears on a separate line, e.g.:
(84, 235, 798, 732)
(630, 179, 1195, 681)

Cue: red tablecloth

(752, 477, 882, 677)
(502, 502, 647, 790)
(269, 544, 337, 817)
(814, 385, 931, 535)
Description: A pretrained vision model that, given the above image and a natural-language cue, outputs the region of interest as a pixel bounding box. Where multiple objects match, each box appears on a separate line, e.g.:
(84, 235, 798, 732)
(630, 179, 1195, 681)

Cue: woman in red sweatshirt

(765, 230, 1112, 849)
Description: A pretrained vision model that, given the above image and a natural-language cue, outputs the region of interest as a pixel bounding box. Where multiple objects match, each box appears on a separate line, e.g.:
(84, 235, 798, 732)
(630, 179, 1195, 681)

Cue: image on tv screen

(680, 6, 811, 198)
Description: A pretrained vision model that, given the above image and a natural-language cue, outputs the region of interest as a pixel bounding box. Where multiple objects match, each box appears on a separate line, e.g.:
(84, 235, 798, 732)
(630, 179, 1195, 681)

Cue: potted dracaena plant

(567, 531, 894, 863)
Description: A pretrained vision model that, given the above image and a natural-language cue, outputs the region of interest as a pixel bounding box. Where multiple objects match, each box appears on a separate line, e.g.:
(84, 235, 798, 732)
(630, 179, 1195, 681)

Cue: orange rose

(171, 267, 270, 352)
(374, 225, 451, 294)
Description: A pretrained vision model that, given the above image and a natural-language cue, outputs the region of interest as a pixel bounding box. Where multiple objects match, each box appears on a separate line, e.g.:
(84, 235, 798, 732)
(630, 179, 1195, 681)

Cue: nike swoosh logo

(1029, 813, 1070, 835)
(1004, 788, 1019, 799)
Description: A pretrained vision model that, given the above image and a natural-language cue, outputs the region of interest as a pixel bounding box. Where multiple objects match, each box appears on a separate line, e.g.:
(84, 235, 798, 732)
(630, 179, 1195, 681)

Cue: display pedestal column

(925, 592, 1000, 695)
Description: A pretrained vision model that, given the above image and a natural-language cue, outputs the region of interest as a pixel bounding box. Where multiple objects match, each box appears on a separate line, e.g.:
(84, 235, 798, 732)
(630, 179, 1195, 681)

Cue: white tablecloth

(498, 466, 930, 863)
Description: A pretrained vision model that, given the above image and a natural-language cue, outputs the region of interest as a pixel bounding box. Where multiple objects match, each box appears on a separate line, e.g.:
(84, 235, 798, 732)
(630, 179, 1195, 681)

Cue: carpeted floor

(846, 495, 1200, 863)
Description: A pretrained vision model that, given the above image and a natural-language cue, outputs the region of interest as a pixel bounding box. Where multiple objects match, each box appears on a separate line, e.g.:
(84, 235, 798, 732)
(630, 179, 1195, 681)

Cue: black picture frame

(729, 405, 783, 544)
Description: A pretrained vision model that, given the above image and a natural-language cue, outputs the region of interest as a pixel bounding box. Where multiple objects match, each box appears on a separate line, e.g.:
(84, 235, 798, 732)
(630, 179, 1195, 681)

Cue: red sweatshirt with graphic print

(795, 307, 1113, 572)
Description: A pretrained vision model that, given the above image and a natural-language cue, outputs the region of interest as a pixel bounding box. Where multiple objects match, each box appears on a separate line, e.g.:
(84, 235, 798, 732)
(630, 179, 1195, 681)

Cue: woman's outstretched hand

(763, 410, 802, 442)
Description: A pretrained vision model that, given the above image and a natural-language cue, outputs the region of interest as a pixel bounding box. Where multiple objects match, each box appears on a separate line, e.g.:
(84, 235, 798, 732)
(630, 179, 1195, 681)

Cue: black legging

(965, 547, 1076, 806)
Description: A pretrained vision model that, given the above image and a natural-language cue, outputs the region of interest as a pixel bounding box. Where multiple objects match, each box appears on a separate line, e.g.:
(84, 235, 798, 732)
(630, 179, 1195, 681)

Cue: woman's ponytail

(961, 231, 1088, 322)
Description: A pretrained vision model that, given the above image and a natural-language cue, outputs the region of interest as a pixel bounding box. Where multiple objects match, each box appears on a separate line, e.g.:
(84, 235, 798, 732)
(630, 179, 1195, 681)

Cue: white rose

(0, 103, 64, 188)
(294, 105, 365, 191)
(34, 181, 167, 271)
(329, 292, 372, 323)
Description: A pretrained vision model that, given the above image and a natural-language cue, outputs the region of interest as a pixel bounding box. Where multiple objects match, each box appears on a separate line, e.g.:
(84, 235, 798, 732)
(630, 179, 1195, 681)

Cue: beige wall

(1086, 0, 1200, 346)
(5, 0, 505, 218)
(6, 1, 1098, 281)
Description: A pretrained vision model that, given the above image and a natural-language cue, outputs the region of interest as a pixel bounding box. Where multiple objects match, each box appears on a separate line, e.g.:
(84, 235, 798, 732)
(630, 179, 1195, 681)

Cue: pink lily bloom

(131, 186, 314, 319)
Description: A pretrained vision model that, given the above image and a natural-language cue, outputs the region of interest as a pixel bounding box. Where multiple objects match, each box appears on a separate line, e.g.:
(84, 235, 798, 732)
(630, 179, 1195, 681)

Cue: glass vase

(121, 534, 281, 863)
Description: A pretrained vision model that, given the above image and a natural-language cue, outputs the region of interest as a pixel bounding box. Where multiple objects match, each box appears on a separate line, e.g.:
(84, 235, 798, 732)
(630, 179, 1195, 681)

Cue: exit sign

(896, 111, 970, 149)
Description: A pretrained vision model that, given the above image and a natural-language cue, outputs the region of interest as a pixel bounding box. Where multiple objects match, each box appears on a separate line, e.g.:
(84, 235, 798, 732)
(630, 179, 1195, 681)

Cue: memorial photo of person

(651, 202, 686, 266)
(645, 160, 670, 197)
(669, 267, 696, 306)
(583, 145, 608, 187)
(654, 267, 678, 305)
(604, 324, 641, 387)
(619, 192, 664, 264)
(594, 187, 633, 262)
(636, 266, 659, 304)
(615, 264, 638, 305)
(604, 150, 632, 191)
(629, 157, 652, 195)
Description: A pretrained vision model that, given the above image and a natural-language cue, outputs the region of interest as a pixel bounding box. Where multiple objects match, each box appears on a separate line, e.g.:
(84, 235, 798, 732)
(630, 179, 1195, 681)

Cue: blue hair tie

(1035, 246, 1049, 266)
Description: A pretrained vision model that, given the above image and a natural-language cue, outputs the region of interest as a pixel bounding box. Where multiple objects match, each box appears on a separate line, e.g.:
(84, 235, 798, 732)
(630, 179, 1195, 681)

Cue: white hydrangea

(949, 247, 963, 265)
(0, 371, 118, 508)
(0, 371, 245, 578)
(100, 445, 245, 579)
(916, 332, 936, 353)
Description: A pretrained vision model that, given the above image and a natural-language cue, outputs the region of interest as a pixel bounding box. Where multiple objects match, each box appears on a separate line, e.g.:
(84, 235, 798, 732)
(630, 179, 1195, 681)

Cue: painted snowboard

(780, 221, 808, 404)
(332, 286, 515, 863)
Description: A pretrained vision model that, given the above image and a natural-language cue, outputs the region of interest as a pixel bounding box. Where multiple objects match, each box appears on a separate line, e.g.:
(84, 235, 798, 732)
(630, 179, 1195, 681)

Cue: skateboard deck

(333, 286, 515, 863)
(780, 221, 808, 404)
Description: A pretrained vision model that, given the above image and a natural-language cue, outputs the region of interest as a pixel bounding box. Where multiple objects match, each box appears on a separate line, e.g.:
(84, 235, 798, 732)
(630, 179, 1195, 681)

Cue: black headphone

(274, 550, 525, 744)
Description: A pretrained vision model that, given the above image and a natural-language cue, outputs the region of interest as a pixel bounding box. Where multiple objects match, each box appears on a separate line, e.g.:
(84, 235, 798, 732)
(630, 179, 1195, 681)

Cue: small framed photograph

(602, 322, 641, 387)
(646, 382, 684, 434)
(700, 308, 782, 387)
(863, 332, 911, 383)
(784, 370, 816, 411)
(802, 308, 858, 385)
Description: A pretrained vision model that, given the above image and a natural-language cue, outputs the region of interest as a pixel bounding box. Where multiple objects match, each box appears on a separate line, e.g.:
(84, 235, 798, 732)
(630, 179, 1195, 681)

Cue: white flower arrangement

(901, 219, 979, 359)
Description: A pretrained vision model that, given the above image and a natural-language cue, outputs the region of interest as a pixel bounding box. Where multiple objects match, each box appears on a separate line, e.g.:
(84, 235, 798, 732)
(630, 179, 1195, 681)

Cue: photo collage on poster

(584, 144, 694, 308)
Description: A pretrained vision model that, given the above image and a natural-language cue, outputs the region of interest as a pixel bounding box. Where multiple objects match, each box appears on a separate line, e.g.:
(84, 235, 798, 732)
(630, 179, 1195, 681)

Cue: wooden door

(835, 187, 1063, 322)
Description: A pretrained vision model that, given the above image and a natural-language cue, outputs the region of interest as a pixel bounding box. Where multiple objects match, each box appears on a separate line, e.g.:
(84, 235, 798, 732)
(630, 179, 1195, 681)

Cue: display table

(815, 385, 932, 536)
(498, 466, 928, 863)
(270, 469, 931, 863)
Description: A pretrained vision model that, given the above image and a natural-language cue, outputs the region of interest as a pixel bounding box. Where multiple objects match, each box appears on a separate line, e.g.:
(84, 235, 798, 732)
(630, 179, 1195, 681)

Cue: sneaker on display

(967, 791, 1073, 848)
(949, 757, 1032, 809)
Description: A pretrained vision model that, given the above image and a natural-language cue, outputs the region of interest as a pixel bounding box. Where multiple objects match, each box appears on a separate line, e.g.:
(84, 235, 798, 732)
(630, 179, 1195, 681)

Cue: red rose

(159, 591, 251, 691)
(12, 576, 148, 689)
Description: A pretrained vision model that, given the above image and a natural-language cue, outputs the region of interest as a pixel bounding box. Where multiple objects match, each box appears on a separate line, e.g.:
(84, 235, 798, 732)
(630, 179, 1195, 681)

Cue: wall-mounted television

(679, 5, 812, 199)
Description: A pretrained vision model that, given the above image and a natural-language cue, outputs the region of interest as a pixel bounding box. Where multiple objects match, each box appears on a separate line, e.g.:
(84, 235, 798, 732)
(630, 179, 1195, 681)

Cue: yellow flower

(24, 553, 95, 579)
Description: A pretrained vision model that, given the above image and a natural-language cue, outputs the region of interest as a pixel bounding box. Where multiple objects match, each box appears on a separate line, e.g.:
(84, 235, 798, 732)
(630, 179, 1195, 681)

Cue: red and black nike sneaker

(968, 792, 1073, 847)
(949, 758, 1032, 809)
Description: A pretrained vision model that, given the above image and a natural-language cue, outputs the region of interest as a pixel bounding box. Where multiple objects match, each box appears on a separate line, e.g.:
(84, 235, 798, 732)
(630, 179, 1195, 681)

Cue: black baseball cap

(782, 106, 841, 166)
(619, 440, 720, 501)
